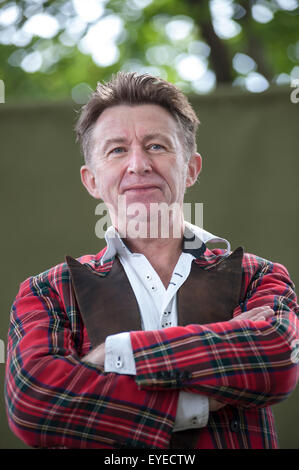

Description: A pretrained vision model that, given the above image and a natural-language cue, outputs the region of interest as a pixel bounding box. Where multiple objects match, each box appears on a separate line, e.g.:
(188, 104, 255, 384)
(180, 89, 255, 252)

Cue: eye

(109, 147, 125, 156)
(149, 144, 165, 151)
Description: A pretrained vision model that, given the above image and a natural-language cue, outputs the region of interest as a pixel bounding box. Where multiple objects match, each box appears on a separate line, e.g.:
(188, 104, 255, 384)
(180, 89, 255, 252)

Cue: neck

(116, 217, 185, 288)
(124, 233, 182, 257)
(125, 235, 183, 288)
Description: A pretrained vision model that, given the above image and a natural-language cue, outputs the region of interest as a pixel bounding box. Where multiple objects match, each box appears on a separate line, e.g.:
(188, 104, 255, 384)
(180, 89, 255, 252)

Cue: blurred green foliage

(0, 0, 298, 102)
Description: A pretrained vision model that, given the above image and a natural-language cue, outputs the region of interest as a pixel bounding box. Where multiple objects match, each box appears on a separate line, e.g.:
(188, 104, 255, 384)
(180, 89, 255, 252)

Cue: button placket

(116, 356, 123, 369)
(161, 308, 172, 328)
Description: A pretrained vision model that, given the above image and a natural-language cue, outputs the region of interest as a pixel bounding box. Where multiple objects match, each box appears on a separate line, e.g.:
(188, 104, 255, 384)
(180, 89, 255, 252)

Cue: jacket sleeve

(129, 254, 299, 408)
(4, 269, 178, 449)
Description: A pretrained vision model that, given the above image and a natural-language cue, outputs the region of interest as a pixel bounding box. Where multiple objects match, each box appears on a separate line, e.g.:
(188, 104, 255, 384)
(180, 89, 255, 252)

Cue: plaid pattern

(5, 246, 299, 449)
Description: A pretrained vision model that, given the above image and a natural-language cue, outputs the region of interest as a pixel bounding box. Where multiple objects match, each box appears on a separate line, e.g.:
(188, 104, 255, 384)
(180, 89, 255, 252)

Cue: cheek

(95, 163, 122, 196)
(169, 164, 187, 187)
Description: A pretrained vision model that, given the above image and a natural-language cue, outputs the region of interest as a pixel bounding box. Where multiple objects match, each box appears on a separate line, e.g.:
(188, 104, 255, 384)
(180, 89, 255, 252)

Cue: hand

(209, 306, 274, 412)
(229, 305, 274, 323)
(209, 397, 227, 412)
(82, 342, 105, 367)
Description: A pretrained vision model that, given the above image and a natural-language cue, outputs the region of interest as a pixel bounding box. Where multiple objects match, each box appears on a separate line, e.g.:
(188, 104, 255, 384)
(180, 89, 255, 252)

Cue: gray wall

(0, 85, 298, 448)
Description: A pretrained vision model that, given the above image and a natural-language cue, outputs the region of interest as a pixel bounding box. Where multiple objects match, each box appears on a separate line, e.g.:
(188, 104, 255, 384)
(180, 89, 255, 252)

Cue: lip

(123, 185, 160, 192)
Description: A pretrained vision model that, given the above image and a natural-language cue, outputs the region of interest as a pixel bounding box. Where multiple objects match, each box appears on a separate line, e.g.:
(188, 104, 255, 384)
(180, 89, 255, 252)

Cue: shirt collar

(100, 222, 231, 265)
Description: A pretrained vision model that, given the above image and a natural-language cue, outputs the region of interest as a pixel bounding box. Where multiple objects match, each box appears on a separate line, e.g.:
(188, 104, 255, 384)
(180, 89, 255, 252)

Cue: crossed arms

(83, 304, 275, 413)
(5, 253, 299, 448)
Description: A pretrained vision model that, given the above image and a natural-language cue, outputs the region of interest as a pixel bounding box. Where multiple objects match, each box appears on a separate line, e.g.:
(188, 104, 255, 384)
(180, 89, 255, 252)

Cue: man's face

(81, 104, 201, 231)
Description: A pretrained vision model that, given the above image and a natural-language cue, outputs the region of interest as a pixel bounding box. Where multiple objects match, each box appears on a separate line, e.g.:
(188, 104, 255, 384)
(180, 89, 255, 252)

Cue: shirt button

(191, 417, 198, 426)
(230, 419, 240, 432)
(116, 356, 123, 368)
(146, 274, 152, 281)
(150, 285, 157, 292)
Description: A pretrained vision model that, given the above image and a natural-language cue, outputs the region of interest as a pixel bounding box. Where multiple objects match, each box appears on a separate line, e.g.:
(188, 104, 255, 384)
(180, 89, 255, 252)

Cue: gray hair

(75, 72, 200, 164)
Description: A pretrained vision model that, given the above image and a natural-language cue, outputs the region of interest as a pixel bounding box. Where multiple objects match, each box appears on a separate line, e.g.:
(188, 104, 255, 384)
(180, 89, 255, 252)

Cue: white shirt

(102, 222, 230, 432)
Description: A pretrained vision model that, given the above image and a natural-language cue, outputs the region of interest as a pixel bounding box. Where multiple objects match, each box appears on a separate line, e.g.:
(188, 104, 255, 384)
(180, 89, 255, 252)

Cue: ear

(80, 165, 102, 199)
(186, 152, 202, 188)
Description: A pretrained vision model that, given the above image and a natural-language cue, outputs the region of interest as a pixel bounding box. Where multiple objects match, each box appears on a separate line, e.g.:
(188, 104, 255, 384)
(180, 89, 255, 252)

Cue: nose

(126, 146, 152, 175)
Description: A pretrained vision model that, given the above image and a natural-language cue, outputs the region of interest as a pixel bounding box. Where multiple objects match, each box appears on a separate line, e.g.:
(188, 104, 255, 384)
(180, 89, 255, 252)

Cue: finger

(209, 398, 226, 411)
(236, 307, 265, 319)
(250, 312, 274, 321)
(260, 308, 274, 317)
(248, 306, 270, 313)
(232, 308, 274, 322)
(248, 307, 274, 317)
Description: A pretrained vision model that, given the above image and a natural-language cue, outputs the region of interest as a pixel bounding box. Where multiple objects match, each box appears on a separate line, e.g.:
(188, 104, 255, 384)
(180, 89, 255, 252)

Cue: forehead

(92, 103, 181, 139)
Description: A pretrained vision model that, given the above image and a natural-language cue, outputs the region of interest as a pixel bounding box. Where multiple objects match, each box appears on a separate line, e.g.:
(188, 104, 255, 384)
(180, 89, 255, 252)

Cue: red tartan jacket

(5, 245, 299, 449)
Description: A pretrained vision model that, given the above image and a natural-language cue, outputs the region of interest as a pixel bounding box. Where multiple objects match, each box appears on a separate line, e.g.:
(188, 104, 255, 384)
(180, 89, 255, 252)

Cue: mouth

(123, 185, 160, 193)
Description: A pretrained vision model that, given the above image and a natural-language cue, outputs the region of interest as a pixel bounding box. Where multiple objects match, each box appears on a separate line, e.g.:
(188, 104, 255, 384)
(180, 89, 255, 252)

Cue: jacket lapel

(66, 243, 244, 349)
(66, 255, 141, 348)
(177, 246, 244, 326)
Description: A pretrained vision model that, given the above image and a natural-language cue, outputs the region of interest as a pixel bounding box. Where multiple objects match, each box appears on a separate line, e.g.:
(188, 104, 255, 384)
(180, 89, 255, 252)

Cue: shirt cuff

(173, 391, 209, 432)
(104, 332, 136, 375)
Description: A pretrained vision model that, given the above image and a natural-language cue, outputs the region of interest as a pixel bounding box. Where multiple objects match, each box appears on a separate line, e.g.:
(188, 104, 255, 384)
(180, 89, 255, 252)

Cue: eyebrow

(100, 132, 175, 154)
(101, 137, 128, 154)
(143, 133, 175, 147)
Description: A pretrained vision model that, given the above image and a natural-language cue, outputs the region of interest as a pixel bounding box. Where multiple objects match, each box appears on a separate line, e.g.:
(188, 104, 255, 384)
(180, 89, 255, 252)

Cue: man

(5, 72, 299, 449)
